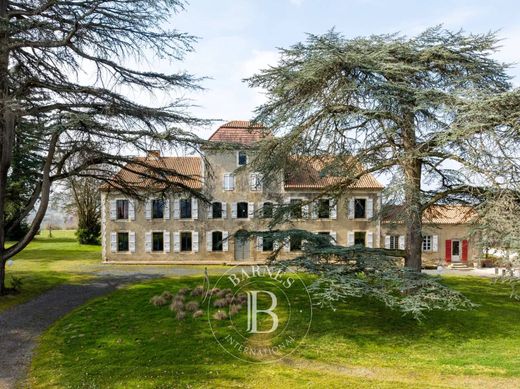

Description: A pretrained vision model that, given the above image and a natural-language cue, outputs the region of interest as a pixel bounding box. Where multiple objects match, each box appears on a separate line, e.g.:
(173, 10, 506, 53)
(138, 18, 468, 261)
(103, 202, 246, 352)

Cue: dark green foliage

(75, 225, 100, 245)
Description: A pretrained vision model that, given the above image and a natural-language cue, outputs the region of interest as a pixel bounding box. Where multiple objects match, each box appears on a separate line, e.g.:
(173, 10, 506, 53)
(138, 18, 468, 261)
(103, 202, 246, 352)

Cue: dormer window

(238, 151, 247, 166)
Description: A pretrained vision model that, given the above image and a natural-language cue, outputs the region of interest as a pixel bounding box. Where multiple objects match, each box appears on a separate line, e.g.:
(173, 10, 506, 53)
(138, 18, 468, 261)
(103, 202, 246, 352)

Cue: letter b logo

(246, 291, 279, 334)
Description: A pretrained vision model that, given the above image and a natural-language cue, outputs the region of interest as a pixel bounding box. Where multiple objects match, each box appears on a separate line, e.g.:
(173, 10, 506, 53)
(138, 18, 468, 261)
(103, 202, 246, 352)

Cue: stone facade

(100, 121, 477, 267)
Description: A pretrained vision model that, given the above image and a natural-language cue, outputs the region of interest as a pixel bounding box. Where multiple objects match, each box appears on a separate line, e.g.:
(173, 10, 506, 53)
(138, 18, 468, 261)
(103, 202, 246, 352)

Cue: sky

(150, 0, 520, 139)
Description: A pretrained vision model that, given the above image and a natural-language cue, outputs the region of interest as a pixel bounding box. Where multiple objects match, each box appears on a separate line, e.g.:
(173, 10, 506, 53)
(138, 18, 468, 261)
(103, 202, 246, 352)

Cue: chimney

(147, 150, 160, 159)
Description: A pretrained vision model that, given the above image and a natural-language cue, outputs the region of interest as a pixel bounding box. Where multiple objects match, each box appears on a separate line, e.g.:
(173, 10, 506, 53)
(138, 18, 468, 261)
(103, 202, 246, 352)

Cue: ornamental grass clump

(160, 291, 173, 301)
(191, 286, 205, 297)
(169, 299, 184, 312)
(213, 298, 228, 308)
(192, 309, 204, 318)
(150, 295, 168, 307)
(185, 301, 199, 312)
(178, 288, 191, 296)
(213, 310, 228, 320)
(176, 310, 186, 320)
(229, 304, 242, 317)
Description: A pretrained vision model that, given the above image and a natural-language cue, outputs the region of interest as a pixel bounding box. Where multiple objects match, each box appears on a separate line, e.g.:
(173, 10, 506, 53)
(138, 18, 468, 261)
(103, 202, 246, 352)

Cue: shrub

(209, 288, 221, 296)
(160, 291, 173, 301)
(75, 224, 101, 245)
(150, 295, 168, 306)
(169, 300, 184, 312)
(176, 310, 186, 320)
(191, 286, 205, 297)
(185, 301, 199, 312)
(173, 294, 185, 302)
(229, 304, 242, 316)
(213, 310, 228, 320)
(178, 288, 191, 295)
(213, 298, 228, 308)
(192, 310, 204, 318)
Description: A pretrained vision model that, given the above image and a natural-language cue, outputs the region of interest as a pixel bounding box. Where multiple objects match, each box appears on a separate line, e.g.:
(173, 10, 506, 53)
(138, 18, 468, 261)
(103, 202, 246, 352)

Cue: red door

(462, 240, 468, 262)
(445, 240, 452, 262)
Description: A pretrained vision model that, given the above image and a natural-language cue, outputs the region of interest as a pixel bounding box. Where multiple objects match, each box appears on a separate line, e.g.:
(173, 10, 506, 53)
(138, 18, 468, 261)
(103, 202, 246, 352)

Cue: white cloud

(239, 49, 279, 78)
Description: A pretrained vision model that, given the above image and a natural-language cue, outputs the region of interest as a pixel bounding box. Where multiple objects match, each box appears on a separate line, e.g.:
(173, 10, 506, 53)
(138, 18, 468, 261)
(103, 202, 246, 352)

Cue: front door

(234, 231, 250, 261)
(451, 240, 461, 262)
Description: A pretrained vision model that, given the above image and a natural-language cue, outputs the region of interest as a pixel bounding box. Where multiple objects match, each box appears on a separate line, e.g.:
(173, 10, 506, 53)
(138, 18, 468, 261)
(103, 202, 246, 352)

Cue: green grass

(29, 276, 520, 388)
(0, 230, 100, 312)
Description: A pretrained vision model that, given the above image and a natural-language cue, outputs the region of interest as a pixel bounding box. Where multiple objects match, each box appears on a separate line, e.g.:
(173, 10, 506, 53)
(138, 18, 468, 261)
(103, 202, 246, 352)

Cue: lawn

(0, 230, 100, 312)
(28, 275, 520, 388)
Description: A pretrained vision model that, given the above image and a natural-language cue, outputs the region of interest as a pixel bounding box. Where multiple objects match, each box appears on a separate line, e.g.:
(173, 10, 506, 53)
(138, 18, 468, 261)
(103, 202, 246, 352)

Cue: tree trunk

(402, 111, 423, 271)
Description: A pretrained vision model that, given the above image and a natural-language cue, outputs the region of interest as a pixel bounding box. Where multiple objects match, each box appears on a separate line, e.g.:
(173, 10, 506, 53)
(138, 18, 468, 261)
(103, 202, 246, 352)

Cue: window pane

(390, 235, 399, 250)
(212, 202, 222, 219)
(263, 202, 273, 218)
(117, 232, 129, 251)
(263, 236, 274, 251)
(116, 200, 128, 219)
(181, 232, 192, 251)
(354, 199, 366, 219)
(354, 231, 366, 246)
(237, 202, 248, 219)
(318, 199, 330, 219)
(212, 231, 223, 251)
(152, 232, 164, 251)
(152, 199, 164, 219)
(422, 235, 432, 251)
(180, 199, 192, 219)
(290, 199, 302, 219)
(238, 151, 247, 166)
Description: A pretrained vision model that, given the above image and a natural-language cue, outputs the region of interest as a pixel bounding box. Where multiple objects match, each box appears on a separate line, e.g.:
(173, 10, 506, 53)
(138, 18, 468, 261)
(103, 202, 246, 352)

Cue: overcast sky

(156, 0, 520, 139)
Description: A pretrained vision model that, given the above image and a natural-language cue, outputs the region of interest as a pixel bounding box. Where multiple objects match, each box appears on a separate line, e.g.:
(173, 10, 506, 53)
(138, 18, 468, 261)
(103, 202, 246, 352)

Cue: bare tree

(0, 0, 206, 293)
(68, 175, 101, 244)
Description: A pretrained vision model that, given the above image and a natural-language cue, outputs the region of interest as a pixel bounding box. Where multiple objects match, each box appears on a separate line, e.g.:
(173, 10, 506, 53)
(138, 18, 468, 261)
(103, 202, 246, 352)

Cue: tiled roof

(100, 156, 202, 191)
(383, 205, 476, 225)
(208, 121, 271, 145)
(284, 156, 384, 190)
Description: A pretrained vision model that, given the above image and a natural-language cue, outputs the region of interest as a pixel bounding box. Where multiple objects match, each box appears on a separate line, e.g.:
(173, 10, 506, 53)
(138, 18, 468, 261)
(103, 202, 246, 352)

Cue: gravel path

(0, 266, 208, 389)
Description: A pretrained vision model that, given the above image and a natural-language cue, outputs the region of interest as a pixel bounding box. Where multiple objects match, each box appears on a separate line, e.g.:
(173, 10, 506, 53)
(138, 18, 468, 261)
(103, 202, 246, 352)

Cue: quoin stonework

(100, 121, 477, 267)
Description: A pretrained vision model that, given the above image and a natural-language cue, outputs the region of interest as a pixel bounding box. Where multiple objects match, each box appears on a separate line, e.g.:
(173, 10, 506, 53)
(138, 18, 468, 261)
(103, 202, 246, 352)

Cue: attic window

(238, 151, 247, 166)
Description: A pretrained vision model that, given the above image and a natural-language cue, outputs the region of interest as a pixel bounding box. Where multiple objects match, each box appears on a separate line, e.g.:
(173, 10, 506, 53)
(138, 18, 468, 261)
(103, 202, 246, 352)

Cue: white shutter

(164, 231, 170, 253)
(249, 173, 256, 191)
(223, 174, 228, 190)
(110, 200, 117, 220)
(330, 201, 337, 220)
(367, 231, 374, 248)
(385, 235, 391, 249)
(221, 202, 227, 219)
(206, 231, 213, 252)
(432, 235, 439, 252)
(110, 232, 117, 252)
(222, 231, 229, 252)
(348, 231, 355, 246)
(366, 198, 374, 219)
(173, 199, 180, 219)
(164, 199, 170, 220)
(231, 202, 237, 218)
(248, 202, 255, 218)
(145, 232, 152, 253)
(348, 199, 355, 219)
(284, 237, 290, 252)
(128, 200, 135, 220)
(330, 231, 337, 245)
(311, 202, 318, 219)
(207, 204, 213, 219)
(173, 231, 180, 252)
(399, 235, 405, 250)
(256, 236, 263, 252)
(193, 231, 199, 252)
(145, 199, 152, 220)
(129, 231, 136, 253)
(192, 198, 198, 219)
(302, 204, 309, 219)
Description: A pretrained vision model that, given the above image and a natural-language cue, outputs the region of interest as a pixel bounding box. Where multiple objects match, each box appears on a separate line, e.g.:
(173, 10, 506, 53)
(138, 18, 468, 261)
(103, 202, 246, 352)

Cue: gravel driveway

(0, 266, 212, 389)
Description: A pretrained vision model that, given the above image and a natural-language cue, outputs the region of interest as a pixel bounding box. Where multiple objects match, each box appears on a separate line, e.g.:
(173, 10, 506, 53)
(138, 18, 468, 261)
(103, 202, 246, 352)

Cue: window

(238, 151, 247, 166)
(116, 199, 129, 220)
(250, 172, 262, 191)
(354, 231, 366, 246)
(180, 199, 192, 219)
(318, 199, 330, 219)
(152, 199, 164, 219)
(262, 202, 274, 218)
(223, 173, 235, 190)
(181, 232, 192, 251)
(354, 199, 366, 219)
(152, 232, 164, 252)
(212, 202, 222, 219)
(117, 232, 129, 252)
(422, 235, 432, 251)
(237, 202, 248, 219)
(263, 236, 274, 251)
(212, 231, 223, 252)
(389, 235, 400, 250)
(290, 199, 302, 219)
(317, 232, 331, 248)
(290, 236, 302, 251)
